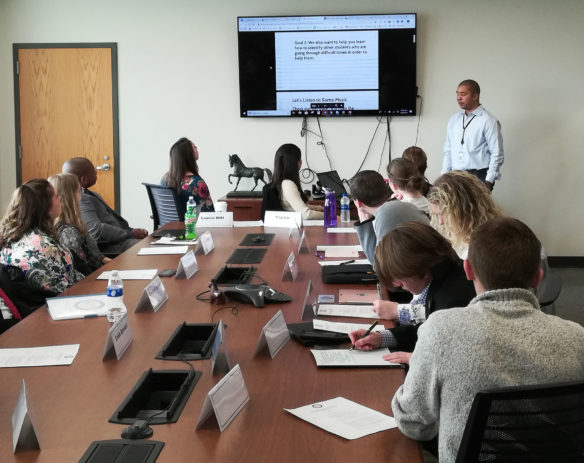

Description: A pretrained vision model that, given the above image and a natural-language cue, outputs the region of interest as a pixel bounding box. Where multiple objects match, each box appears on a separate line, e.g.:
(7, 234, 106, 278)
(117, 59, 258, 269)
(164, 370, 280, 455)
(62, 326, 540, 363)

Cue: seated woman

(401, 146, 431, 196)
(48, 173, 110, 276)
(0, 179, 84, 296)
(263, 143, 323, 220)
(161, 137, 214, 217)
(387, 158, 430, 215)
(349, 221, 476, 364)
(427, 171, 501, 259)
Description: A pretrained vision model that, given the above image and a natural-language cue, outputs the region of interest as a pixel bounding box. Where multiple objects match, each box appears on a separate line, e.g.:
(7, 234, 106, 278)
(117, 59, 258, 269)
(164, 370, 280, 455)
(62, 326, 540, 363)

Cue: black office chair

(142, 183, 184, 230)
(536, 270, 562, 314)
(456, 380, 584, 463)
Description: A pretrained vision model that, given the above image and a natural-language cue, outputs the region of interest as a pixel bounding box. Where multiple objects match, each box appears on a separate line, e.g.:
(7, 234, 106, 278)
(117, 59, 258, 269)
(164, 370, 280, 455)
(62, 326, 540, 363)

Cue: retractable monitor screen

(238, 13, 417, 117)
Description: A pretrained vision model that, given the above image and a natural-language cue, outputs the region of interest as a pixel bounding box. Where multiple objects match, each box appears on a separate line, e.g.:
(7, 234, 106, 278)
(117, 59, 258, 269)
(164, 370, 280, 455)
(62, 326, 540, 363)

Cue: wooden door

(14, 44, 119, 210)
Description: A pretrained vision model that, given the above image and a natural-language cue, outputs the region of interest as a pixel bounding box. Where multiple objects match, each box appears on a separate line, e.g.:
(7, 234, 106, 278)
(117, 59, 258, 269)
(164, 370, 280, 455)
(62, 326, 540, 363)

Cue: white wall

(1, 0, 583, 255)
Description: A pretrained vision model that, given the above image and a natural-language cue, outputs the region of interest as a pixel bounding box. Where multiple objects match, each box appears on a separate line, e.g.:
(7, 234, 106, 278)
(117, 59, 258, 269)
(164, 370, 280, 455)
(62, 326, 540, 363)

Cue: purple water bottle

(324, 189, 337, 228)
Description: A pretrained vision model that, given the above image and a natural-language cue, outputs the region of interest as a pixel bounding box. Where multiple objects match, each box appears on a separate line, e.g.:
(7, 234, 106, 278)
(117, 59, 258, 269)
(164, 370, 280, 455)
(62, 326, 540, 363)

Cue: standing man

(442, 79, 503, 191)
(63, 157, 148, 255)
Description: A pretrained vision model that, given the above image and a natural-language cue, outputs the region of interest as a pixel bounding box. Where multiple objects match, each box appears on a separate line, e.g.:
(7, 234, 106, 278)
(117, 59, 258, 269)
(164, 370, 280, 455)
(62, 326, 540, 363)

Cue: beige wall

(1, 0, 583, 255)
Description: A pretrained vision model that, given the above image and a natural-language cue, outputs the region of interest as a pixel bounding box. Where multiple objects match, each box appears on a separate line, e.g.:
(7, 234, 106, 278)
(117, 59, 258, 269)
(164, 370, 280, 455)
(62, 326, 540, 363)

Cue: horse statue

(228, 154, 273, 191)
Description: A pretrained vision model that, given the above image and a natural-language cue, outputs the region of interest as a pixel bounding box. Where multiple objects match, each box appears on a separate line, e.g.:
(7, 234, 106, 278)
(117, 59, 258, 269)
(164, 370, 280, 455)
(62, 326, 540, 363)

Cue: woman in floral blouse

(48, 173, 110, 276)
(161, 137, 214, 217)
(0, 179, 84, 293)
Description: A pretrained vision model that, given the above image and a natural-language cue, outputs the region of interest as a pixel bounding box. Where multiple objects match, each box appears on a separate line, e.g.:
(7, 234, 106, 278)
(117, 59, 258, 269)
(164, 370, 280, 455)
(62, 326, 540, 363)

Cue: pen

(349, 320, 378, 350)
(340, 259, 354, 265)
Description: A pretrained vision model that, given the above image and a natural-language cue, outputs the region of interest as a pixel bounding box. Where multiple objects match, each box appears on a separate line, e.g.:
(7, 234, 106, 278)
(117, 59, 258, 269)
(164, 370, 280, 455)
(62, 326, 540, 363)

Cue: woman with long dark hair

(0, 179, 84, 293)
(264, 143, 323, 220)
(162, 137, 214, 215)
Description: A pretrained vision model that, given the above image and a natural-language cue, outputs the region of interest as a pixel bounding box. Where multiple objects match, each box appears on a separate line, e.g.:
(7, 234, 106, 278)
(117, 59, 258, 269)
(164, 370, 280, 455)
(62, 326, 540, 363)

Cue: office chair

(142, 183, 184, 230)
(536, 271, 562, 314)
(456, 380, 584, 463)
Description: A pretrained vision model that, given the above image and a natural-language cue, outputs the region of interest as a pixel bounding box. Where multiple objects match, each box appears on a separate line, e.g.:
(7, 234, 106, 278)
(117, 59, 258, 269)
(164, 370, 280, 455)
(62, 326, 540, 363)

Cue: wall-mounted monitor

(238, 13, 417, 118)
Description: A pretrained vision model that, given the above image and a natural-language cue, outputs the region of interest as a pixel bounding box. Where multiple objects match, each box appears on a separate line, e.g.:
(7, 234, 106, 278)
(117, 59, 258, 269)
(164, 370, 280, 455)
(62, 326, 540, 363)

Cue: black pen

(349, 320, 379, 350)
(340, 259, 354, 265)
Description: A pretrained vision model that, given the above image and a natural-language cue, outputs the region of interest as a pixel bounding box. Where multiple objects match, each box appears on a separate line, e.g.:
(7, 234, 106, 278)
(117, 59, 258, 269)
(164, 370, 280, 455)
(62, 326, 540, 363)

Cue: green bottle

(184, 196, 197, 240)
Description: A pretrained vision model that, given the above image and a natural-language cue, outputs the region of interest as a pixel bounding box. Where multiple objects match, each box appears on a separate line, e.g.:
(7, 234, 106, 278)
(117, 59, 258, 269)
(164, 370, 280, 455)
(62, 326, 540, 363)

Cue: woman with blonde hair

(427, 171, 502, 259)
(0, 179, 84, 294)
(48, 173, 110, 276)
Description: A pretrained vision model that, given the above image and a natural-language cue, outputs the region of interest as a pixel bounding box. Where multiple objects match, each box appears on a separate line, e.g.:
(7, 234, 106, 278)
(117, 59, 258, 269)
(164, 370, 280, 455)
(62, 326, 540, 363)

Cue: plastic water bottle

(106, 270, 125, 323)
(340, 193, 350, 223)
(185, 196, 197, 240)
(324, 189, 337, 228)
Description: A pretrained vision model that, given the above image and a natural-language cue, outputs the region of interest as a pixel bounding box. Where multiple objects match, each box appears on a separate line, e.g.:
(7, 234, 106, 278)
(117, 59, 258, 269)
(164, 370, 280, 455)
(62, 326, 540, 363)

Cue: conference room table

(0, 222, 423, 463)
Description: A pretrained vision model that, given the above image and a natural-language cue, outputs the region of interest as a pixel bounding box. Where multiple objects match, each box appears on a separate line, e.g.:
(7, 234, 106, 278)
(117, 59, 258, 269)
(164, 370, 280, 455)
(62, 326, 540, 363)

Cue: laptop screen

(316, 171, 350, 198)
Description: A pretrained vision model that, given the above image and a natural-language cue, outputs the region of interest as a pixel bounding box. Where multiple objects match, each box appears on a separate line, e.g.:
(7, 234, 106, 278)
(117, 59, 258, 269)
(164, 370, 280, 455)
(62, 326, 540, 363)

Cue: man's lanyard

(461, 114, 476, 145)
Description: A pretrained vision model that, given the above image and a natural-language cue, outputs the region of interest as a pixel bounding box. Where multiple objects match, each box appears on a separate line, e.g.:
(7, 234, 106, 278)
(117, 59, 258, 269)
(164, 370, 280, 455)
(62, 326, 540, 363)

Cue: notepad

(137, 246, 188, 255)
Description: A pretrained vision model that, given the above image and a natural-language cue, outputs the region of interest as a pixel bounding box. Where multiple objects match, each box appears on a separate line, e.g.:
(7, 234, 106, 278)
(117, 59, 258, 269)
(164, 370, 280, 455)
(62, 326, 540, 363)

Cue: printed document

(312, 319, 385, 335)
(310, 348, 399, 367)
(317, 304, 378, 319)
(0, 344, 80, 368)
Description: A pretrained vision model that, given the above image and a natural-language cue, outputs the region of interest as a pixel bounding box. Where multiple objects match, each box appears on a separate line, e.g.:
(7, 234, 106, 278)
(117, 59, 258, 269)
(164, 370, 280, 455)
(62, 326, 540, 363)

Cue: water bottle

(324, 189, 337, 228)
(340, 193, 350, 223)
(106, 270, 125, 323)
(185, 196, 197, 240)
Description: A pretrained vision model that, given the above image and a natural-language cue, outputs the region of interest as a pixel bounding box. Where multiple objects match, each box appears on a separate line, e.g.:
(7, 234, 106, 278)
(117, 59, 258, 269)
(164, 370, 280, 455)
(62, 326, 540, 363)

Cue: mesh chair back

(456, 380, 584, 462)
(142, 183, 183, 230)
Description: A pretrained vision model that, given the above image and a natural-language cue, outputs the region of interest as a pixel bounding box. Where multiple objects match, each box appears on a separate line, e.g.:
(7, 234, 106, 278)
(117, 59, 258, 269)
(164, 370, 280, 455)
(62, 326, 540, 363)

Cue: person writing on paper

(348, 221, 475, 364)
(349, 171, 429, 265)
(0, 179, 84, 296)
(263, 143, 323, 220)
(390, 218, 584, 462)
(63, 157, 148, 255)
(48, 173, 111, 276)
(387, 158, 430, 215)
(161, 137, 214, 217)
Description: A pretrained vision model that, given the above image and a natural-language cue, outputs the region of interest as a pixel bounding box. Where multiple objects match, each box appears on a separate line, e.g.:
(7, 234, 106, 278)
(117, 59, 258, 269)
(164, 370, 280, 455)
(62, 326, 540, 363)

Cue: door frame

(12, 42, 121, 212)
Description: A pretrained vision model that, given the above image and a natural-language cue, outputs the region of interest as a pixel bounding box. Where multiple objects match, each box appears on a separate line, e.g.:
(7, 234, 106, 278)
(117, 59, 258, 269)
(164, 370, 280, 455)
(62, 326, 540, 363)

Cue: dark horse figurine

(228, 154, 273, 191)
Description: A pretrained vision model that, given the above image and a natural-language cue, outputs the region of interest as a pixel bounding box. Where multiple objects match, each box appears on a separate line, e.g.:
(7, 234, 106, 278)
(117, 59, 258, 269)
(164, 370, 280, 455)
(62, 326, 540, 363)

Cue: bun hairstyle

(387, 158, 424, 194)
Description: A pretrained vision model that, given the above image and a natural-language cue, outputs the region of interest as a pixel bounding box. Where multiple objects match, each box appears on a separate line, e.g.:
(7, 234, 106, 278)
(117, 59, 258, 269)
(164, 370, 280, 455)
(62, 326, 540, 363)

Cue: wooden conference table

(0, 223, 422, 463)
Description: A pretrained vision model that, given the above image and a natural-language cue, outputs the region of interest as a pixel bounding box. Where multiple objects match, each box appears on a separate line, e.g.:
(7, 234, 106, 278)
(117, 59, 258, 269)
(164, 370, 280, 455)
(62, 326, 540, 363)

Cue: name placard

(103, 314, 133, 361)
(210, 320, 232, 375)
(196, 364, 249, 432)
(195, 231, 215, 255)
(297, 229, 311, 254)
(300, 280, 316, 321)
(175, 250, 199, 280)
(12, 380, 40, 453)
(281, 251, 299, 282)
(264, 210, 302, 228)
(197, 212, 234, 228)
(253, 309, 291, 359)
(135, 276, 168, 313)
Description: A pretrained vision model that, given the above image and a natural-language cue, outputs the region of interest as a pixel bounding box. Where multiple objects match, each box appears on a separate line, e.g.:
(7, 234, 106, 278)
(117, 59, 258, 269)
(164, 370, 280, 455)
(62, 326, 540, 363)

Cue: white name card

(12, 380, 40, 453)
(103, 314, 133, 361)
(175, 250, 199, 280)
(281, 251, 299, 282)
(264, 210, 302, 228)
(196, 364, 249, 432)
(210, 320, 232, 375)
(197, 212, 233, 228)
(135, 276, 168, 313)
(253, 309, 291, 359)
(297, 229, 311, 254)
(300, 280, 316, 321)
(195, 231, 215, 255)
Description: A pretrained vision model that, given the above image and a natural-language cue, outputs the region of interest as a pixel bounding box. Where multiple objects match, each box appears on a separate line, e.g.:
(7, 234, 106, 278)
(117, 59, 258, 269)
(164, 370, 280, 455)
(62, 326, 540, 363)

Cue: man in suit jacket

(63, 157, 148, 255)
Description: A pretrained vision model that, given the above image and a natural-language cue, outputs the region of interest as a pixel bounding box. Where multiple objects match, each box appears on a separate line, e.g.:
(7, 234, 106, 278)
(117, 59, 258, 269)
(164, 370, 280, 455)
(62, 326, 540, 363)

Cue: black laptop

(316, 171, 351, 198)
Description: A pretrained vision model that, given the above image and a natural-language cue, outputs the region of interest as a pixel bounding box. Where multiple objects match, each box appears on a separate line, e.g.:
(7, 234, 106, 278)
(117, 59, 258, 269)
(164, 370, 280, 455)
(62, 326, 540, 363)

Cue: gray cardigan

(391, 288, 584, 463)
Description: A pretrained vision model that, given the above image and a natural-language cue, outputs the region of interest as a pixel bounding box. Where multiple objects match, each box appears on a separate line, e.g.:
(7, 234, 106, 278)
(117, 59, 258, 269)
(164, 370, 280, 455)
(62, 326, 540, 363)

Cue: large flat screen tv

(238, 13, 417, 118)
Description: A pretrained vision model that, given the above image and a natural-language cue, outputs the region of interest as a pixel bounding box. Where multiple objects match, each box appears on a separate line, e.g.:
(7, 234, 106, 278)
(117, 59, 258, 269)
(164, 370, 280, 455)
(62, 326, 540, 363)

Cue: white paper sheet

(326, 227, 357, 234)
(317, 259, 370, 267)
(303, 220, 325, 227)
(310, 348, 398, 367)
(97, 269, 158, 280)
(233, 221, 263, 228)
(0, 344, 80, 368)
(316, 245, 363, 252)
(284, 396, 397, 440)
(324, 248, 359, 258)
(317, 304, 378, 319)
(46, 293, 113, 320)
(312, 319, 385, 335)
(151, 237, 198, 246)
(137, 246, 188, 255)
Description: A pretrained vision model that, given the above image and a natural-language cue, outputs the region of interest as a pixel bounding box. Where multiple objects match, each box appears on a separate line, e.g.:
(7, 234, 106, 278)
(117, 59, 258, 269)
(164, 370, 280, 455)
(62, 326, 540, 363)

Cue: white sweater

(280, 180, 323, 220)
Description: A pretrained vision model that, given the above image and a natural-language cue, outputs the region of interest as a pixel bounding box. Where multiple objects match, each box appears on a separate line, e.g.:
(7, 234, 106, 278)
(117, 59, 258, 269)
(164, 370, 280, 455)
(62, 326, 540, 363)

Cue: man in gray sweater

(391, 217, 584, 462)
(349, 170, 429, 264)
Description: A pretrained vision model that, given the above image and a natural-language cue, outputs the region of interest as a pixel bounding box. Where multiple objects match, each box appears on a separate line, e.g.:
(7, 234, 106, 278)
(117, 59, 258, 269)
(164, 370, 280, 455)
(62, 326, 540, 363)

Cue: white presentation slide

(275, 31, 379, 91)
(276, 90, 378, 113)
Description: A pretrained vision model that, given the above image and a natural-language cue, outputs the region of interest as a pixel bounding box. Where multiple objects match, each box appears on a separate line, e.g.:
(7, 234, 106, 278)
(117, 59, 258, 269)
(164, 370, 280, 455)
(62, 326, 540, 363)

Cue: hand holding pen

(348, 321, 379, 351)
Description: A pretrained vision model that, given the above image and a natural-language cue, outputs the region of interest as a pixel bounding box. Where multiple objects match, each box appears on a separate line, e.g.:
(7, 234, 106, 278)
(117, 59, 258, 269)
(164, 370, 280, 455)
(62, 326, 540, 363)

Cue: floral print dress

(0, 229, 84, 293)
(179, 175, 214, 213)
